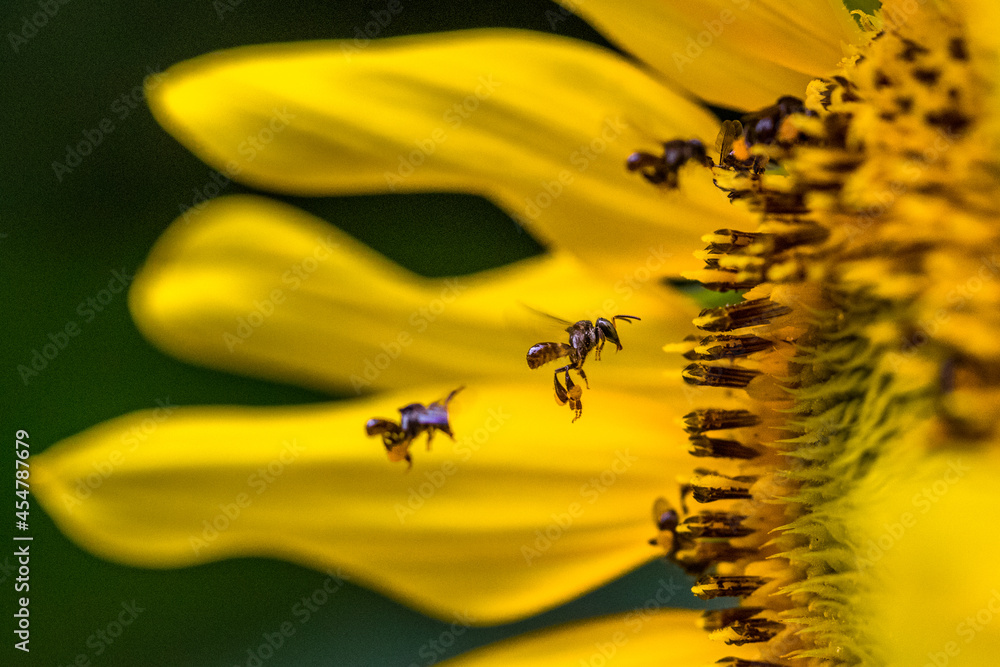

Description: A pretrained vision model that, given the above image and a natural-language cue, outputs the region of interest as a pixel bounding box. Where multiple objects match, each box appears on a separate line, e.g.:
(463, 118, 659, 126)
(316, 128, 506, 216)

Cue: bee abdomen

(526, 342, 570, 368)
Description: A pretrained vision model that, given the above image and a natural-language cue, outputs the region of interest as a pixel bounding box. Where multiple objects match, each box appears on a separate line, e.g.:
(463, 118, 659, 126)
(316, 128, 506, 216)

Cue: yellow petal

(131, 195, 694, 395)
(441, 610, 743, 666)
(559, 0, 861, 109)
(147, 30, 752, 277)
(858, 443, 1000, 663)
(31, 384, 691, 624)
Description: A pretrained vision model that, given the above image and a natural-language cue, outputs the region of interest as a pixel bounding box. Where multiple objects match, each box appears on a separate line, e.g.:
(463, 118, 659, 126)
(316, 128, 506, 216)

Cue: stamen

(713, 618, 785, 646)
(688, 435, 760, 459)
(687, 470, 756, 503)
(714, 658, 785, 667)
(899, 37, 930, 61)
(949, 37, 968, 60)
(700, 607, 765, 631)
(715, 659, 785, 667)
(704, 228, 764, 252)
(683, 335, 774, 361)
(683, 409, 762, 433)
(676, 512, 753, 539)
(692, 575, 769, 600)
(682, 363, 760, 388)
(693, 298, 792, 332)
(674, 543, 759, 571)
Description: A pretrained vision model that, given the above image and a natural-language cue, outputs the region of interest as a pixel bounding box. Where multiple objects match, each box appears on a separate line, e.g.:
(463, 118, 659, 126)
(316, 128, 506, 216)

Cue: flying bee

(648, 497, 682, 554)
(626, 139, 713, 188)
(365, 386, 463, 469)
(716, 96, 811, 173)
(526, 315, 640, 421)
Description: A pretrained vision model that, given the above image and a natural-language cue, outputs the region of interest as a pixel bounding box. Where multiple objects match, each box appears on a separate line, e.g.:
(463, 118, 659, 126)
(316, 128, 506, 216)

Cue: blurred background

(2, 0, 871, 665)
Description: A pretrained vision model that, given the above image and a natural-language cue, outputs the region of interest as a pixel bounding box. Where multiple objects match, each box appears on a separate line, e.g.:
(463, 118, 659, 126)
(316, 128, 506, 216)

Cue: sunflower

(31, 0, 1000, 665)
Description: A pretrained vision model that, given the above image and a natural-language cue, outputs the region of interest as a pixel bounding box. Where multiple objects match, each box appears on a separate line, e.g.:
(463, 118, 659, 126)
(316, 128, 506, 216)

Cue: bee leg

(751, 154, 769, 175)
(562, 370, 584, 422)
(425, 430, 435, 451)
(679, 483, 693, 514)
(405, 452, 413, 471)
(577, 366, 590, 390)
(567, 383, 583, 422)
(553, 366, 571, 405)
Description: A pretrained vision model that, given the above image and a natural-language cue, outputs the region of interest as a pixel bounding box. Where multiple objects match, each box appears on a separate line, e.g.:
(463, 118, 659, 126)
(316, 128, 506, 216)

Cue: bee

(626, 139, 713, 188)
(649, 497, 682, 555)
(741, 95, 808, 147)
(365, 387, 463, 469)
(648, 497, 757, 576)
(716, 96, 810, 173)
(526, 315, 640, 421)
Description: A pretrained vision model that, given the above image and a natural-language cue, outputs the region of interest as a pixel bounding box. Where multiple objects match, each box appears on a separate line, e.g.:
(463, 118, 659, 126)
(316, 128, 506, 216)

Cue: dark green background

(2, 0, 872, 664)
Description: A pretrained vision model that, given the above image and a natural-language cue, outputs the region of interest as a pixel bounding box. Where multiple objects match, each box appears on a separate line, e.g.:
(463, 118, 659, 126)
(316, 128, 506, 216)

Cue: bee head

(595, 317, 623, 351)
(365, 418, 397, 436)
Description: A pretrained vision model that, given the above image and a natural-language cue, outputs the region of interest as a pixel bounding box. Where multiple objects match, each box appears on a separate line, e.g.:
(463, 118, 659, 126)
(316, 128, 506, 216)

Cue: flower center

(639, 3, 994, 665)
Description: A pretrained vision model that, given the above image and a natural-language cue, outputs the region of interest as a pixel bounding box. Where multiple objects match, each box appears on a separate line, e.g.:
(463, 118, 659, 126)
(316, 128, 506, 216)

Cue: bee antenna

(444, 386, 465, 405)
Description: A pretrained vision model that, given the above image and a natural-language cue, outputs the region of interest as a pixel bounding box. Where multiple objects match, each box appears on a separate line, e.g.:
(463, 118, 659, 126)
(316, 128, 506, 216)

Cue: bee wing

(652, 497, 678, 529)
(715, 119, 743, 166)
(506, 303, 581, 345)
(519, 303, 574, 328)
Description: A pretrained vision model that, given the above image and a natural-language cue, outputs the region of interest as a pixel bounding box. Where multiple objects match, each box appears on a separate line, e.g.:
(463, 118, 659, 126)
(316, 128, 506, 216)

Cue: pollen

(640, 2, 999, 665)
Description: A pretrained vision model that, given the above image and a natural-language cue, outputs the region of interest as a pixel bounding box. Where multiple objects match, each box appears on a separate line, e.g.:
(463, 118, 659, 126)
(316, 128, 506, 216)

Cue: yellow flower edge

(440, 609, 756, 666)
(30, 383, 704, 625)
(128, 194, 697, 397)
(144, 29, 757, 278)
(556, 0, 861, 109)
